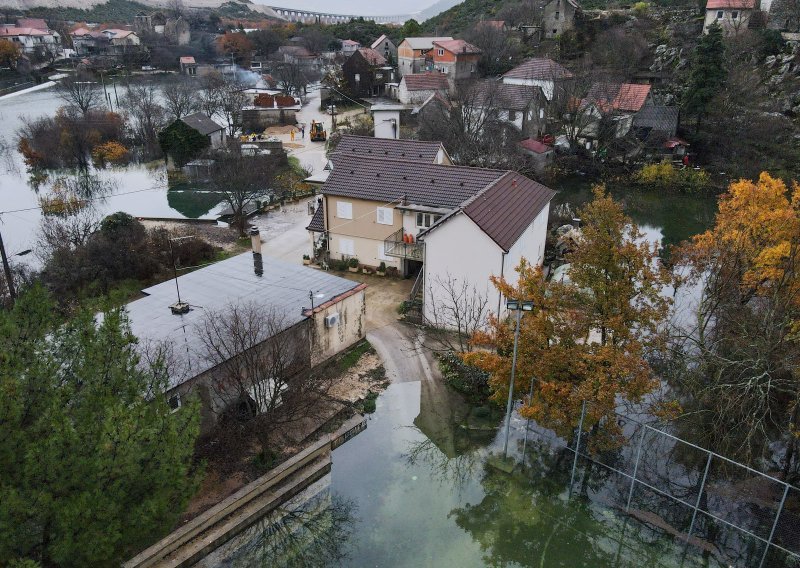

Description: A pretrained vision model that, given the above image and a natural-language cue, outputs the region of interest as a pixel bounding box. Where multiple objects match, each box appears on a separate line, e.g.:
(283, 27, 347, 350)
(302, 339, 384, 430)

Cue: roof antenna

(168, 235, 194, 315)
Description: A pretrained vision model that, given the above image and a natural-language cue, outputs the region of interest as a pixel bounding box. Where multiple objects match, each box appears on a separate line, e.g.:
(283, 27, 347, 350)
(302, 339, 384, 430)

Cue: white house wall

(422, 213, 503, 327)
(502, 77, 555, 101)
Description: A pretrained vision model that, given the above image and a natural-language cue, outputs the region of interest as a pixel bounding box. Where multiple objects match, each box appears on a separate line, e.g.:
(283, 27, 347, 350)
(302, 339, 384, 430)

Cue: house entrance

(404, 259, 423, 278)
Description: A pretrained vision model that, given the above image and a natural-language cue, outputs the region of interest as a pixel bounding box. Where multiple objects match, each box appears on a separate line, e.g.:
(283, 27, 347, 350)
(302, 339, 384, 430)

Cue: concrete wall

(310, 287, 366, 366)
(502, 76, 556, 101)
(242, 108, 299, 132)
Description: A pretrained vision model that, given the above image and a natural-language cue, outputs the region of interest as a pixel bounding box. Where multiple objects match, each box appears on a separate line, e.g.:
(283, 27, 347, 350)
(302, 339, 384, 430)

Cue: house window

(168, 394, 181, 412)
(376, 72, 383, 79)
(336, 201, 353, 219)
(416, 213, 442, 228)
(552, 29, 558, 34)
(470, 64, 475, 72)
(539, 108, 545, 119)
(731, 10, 739, 17)
(377, 207, 394, 225)
(508, 110, 517, 121)
(555, 11, 560, 19)
(716, 10, 724, 18)
(339, 237, 355, 256)
(355, 73, 360, 82)
(437, 48, 444, 56)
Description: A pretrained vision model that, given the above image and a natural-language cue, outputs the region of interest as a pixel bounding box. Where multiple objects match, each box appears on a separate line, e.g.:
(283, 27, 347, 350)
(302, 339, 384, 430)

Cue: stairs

(405, 268, 424, 325)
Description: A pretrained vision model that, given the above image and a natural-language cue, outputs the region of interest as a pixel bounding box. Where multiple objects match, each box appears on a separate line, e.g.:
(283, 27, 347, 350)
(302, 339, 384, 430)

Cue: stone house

(542, 0, 581, 39)
(704, 0, 757, 34)
(370, 34, 397, 63)
(396, 36, 453, 77)
(431, 39, 481, 83)
(125, 252, 366, 432)
(180, 56, 197, 76)
(342, 47, 395, 98)
(397, 72, 450, 104)
(502, 57, 573, 101)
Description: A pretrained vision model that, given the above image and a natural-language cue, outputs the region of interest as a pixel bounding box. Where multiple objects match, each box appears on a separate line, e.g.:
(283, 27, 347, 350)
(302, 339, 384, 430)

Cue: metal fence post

(626, 426, 647, 512)
(758, 483, 790, 568)
(686, 452, 713, 542)
(569, 400, 587, 497)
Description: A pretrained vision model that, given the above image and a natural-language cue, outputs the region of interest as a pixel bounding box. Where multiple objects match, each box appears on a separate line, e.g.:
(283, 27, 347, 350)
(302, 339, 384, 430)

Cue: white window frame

(376, 206, 394, 225)
(338, 237, 355, 256)
(354, 73, 361, 82)
(437, 48, 444, 56)
(336, 201, 353, 219)
(716, 10, 724, 18)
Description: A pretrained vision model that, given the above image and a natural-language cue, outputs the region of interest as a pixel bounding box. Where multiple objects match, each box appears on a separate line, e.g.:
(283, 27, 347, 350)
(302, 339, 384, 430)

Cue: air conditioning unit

(324, 312, 339, 328)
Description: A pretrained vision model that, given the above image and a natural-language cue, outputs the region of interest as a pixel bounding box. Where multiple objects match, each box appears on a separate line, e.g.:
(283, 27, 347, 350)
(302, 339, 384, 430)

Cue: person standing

(301, 124, 305, 138)
(290, 128, 295, 142)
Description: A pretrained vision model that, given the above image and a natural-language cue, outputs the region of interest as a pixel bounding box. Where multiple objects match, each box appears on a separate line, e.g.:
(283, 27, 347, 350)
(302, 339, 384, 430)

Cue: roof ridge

(330, 153, 511, 175)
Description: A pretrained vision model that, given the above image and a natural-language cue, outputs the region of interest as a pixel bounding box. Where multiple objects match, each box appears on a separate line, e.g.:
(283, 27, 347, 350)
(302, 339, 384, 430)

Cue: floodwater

(0, 85, 230, 264)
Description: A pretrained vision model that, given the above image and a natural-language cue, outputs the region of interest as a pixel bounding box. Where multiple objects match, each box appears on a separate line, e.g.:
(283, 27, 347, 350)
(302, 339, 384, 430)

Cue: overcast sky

(251, 0, 431, 16)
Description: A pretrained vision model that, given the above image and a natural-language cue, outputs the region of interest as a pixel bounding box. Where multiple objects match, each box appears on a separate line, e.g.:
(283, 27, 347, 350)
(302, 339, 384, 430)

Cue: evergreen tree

(158, 119, 210, 167)
(0, 287, 201, 566)
(683, 24, 727, 130)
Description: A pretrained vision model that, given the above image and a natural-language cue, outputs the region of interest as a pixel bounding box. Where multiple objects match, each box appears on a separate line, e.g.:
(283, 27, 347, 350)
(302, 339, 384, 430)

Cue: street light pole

(503, 299, 535, 458)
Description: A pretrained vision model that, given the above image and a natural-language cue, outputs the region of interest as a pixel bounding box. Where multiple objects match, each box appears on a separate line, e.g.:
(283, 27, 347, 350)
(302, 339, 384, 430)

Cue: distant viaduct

(268, 6, 410, 24)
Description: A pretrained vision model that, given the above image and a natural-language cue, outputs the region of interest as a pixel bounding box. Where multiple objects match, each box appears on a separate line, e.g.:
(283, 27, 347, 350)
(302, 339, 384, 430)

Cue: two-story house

(306, 135, 555, 328)
(0, 19, 61, 57)
(431, 39, 481, 82)
(704, 0, 756, 34)
(467, 80, 549, 138)
(71, 27, 141, 56)
(397, 72, 450, 104)
(542, 0, 581, 39)
(342, 47, 395, 98)
(397, 36, 453, 77)
(502, 57, 573, 101)
(370, 34, 397, 64)
(571, 82, 652, 150)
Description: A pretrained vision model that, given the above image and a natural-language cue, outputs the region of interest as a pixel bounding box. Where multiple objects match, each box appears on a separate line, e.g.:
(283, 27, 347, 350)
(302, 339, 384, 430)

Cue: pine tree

(0, 287, 201, 566)
(683, 23, 727, 131)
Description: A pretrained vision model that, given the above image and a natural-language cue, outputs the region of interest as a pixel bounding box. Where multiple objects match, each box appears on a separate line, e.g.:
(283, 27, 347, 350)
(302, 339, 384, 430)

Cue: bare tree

(198, 71, 225, 118)
(423, 273, 490, 353)
(196, 301, 338, 450)
(161, 78, 199, 120)
(218, 77, 249, 137)
(123, 83, 168, 158)
(57, 74, 102, 116)
(273, 59, 309, 96)
(36, 205, 102, 264)
(464, 21, 519, 75)
(208, 150, 283, 236)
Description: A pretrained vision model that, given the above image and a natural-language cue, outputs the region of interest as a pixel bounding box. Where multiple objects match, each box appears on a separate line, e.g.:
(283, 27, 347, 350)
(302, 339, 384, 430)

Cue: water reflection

(196, 473, 357, 568)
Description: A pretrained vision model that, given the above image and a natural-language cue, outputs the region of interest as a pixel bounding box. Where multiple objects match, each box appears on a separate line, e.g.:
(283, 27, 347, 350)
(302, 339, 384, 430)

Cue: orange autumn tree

(216, 32, 254, 65)
(676, 173, 800, 473)
(465, 186, 672, 446)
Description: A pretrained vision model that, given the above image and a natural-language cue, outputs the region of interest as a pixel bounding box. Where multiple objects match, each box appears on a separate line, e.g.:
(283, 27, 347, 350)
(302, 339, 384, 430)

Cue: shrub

(348, 257, 359, 268)
(386, 266, 399, 277)
(302, 254, 310, 260)
(632, 1, 649, 16)
(438, 351, 491, 405)
(91, 140, 129, 167)
(397, 300, 410, 315)
(474, 406, 491, 418)
(633, 162, 712, 194)
(251, 448, 280, 472)
(362, 391, 378, 414)
(378, 261, 386, 272)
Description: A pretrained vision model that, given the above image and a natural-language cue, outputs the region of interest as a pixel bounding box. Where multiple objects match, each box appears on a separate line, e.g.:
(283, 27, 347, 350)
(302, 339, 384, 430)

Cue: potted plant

(386, 266, 399, 278)
(362, 266, 372, 275)
(377, 261, 386, 276)
(302, 254, 311, 265)
(348, 257, 360, 273)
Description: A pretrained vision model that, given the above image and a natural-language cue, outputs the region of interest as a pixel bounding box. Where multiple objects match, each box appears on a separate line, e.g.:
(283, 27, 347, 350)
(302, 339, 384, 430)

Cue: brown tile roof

(322, 155, 506, 209)
(402, 72, 450, 92)
(587, 82, 651, 113)
(332, 135, 444, 164)
(306, 204, 325, 232)
(519, 138, 552, 154)
(462, 172, 555, 252)
(433, 39, 482, 55)
(471, 81, 544, 111)
(707, 0, 755, 8)
(180, 112, 224, 135)
(354, 47, 387, 66)
(503, 58, 573, 81)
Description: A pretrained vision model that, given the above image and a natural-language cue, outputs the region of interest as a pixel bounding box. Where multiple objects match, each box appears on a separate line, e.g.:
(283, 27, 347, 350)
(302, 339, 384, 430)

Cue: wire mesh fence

(518, 399, 800, 568)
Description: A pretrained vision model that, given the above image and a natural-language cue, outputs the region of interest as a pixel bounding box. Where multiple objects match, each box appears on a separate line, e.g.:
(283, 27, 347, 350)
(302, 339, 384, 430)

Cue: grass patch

(361, 391, 378, 414)
(251, 448, 281, 474)
(336, 340, 373, 372)
(79, 279, 146, 313)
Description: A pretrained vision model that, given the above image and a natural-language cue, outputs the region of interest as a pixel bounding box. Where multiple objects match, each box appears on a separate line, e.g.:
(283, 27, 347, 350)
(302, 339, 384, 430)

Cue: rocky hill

(0, 0, 279, 18)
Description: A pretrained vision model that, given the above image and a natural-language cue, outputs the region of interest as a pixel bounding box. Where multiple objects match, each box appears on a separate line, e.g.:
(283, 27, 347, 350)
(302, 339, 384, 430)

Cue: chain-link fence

(518, 400, 800, 568)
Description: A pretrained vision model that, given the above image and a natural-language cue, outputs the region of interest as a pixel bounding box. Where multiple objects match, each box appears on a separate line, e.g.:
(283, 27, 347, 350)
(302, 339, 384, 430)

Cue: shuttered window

(377, 207, 394, 225)
(337, 201, 353, 219)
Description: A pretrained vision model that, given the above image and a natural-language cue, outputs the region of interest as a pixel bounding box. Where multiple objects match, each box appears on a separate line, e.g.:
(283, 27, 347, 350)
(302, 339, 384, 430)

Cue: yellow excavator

(310, 120, 327, 142)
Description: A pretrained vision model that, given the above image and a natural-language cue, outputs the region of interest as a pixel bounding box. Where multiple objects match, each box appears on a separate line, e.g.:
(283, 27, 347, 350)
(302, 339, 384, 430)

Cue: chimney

(250, 227, 262, 254)
(572, 217, 581, 229)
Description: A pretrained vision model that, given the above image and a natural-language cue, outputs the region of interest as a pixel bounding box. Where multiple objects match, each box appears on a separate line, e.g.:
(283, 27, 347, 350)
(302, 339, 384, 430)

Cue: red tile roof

(587, 82, 651, 112)
(179, 56, 195, 64)
(519, 138, 552, 154)
(706, 0, 755, 8)
(17, 18, 49, 31)
(342, 39, 360, 46)
(433, 39, 482, 55)
(354, 47, 386, 66)
(0, 25, 50, 37)
(402, 72, 450, 91)
(503, 58, 573, 81)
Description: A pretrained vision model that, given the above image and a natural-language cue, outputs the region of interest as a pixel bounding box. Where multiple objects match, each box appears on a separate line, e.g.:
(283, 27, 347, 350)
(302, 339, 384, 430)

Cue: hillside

(415, 0, 463, 22)
(421, 0, 512, 35)
(0, 0, 280, 20)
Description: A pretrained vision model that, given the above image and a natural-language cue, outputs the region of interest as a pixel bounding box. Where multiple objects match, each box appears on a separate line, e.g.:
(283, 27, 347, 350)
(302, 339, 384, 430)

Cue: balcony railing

(384, 228, 424, 261)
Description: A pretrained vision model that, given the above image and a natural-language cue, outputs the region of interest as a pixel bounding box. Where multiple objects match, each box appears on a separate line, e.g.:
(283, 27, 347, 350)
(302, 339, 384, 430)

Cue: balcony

(384, 228, 424, 262)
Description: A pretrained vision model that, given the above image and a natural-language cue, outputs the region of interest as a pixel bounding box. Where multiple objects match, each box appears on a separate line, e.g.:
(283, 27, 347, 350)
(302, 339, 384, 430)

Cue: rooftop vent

(170, 301, 191, 315)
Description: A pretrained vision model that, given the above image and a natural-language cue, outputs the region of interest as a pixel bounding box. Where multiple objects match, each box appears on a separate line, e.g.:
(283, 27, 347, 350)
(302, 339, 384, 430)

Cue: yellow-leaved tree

(466, 187, 673, 448)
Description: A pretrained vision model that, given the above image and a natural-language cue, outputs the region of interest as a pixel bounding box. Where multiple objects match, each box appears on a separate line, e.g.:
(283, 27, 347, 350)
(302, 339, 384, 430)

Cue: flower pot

(348, 267, 359, 273)
(303, 259, 311, 265)
(377, 271, 386, 277)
